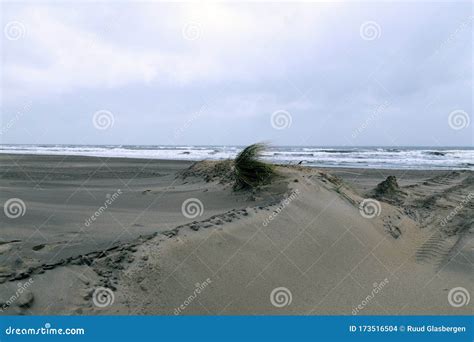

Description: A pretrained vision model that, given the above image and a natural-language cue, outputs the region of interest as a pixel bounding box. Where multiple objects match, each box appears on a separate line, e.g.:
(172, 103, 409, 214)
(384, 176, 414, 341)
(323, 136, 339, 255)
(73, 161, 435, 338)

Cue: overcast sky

(1, 1, 472, 146)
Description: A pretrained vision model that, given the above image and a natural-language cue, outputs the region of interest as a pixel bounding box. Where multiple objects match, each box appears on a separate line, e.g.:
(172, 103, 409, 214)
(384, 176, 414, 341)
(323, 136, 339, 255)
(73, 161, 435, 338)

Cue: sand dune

(0, 155, 472, 315)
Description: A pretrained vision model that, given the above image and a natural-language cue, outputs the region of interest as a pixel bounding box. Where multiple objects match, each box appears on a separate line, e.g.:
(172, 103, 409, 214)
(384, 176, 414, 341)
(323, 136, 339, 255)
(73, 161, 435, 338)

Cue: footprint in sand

(0, 240, 21, 254)
(31, 241, 72, 252)
(32, 244, 45, 251)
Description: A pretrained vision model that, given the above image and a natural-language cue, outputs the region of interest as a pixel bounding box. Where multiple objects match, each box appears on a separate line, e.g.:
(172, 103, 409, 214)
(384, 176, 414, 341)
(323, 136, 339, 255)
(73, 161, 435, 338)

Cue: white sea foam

(0, 145, 472, 170)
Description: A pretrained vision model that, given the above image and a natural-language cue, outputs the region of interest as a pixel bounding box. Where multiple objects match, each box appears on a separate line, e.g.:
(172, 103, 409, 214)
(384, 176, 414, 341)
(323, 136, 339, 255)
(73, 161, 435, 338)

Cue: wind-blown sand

(0, 154, 472, 315)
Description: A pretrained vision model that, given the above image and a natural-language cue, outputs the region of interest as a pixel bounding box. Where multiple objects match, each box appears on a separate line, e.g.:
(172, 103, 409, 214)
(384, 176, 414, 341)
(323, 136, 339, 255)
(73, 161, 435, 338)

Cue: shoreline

(0, 154, 472, 315)
(1, 152, 472, 172)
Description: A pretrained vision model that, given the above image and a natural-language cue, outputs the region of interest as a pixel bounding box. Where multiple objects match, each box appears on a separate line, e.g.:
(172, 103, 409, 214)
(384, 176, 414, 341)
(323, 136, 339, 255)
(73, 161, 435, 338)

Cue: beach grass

(233, 143, 277, 190)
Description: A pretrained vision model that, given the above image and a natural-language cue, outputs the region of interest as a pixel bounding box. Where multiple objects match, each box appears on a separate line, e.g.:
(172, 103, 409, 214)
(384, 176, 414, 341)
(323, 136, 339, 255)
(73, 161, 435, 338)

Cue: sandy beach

(0, 153, 472, 315)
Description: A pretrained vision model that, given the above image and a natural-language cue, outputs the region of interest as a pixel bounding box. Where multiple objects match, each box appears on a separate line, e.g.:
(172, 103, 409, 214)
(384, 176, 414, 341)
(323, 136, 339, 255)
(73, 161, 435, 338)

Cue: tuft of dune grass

(233, 143, 277, 190)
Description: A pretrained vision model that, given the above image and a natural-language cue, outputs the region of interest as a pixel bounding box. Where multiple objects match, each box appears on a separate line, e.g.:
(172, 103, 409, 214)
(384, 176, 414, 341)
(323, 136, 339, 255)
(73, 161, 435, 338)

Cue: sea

(0, 145, 472, 170)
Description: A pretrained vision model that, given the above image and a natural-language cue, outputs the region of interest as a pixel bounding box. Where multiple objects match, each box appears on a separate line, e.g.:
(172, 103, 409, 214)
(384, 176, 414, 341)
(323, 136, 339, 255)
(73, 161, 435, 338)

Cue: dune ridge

(0, 155, 472, 315)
